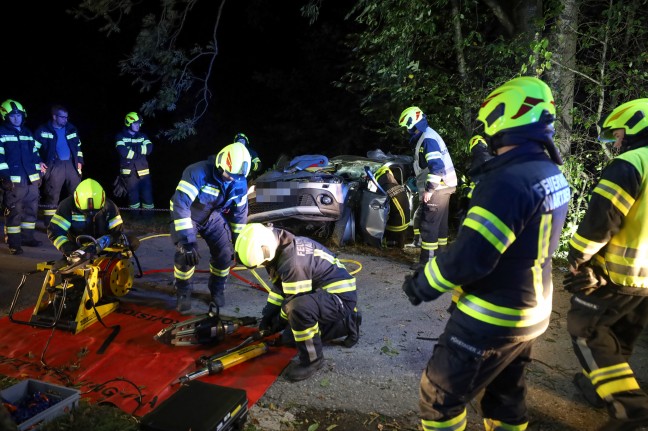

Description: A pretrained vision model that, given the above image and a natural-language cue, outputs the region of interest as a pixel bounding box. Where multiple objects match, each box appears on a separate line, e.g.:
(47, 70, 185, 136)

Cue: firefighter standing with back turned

(564, 98, 648, 431)
(235, 223, 361, 382)
(402, 77, 571, 431)
(170, 142, 251, 314)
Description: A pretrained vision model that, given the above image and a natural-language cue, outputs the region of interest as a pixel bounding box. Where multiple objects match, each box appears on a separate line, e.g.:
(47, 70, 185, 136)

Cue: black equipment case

(139, 381, 248, 431)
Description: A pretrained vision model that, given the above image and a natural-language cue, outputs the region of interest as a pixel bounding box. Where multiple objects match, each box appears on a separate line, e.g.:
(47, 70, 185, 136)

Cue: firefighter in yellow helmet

(114, 112, 154, 216)
(398, 106, 457, 270)
(456, 135, 493, 226)
(170, 142, 251, 314)
(235, 223, 360, 382)
(565, 98, 648, 431)
(0, 99, 43, 255)
(47, 178, 131, 258)
(402, 77, 570, 431)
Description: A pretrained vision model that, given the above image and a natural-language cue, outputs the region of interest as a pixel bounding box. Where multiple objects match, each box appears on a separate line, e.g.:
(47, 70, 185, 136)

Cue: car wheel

(331, 206, 355, 247)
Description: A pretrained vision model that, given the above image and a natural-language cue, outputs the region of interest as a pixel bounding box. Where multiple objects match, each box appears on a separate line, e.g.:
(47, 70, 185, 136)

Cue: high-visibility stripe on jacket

(569, 145, 648, 289)
(262, 229, 357, 313)
(169, 155, 248, 245)
(0, 124, 41, 184)
(414, 144, 570, 340)
(115, 128, 152, 177)
(35, 122, 84, 168)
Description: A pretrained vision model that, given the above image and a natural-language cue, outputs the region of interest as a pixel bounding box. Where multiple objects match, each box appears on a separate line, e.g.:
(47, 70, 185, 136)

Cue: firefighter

(235, 223, 361, 382)
(115, 112, 154, 217)
(456, 135, 493, 226)
(35, 104, 84, 227)
(398, 106, 457, 271)
(564, 98, 648, 431)
(0, 99, 43, 255)
(170, 142, 251, 314)
(233, 132, 262, 178)
(47, 178, 134, 257)
(401, 77, 570, 431)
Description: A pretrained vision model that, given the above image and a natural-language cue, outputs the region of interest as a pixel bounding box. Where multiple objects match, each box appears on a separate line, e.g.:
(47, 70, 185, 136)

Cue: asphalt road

(1, 228, 643, 430)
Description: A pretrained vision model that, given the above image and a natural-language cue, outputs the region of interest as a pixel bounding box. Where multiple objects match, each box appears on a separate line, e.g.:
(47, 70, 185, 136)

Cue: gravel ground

(2, 229, 647, 431)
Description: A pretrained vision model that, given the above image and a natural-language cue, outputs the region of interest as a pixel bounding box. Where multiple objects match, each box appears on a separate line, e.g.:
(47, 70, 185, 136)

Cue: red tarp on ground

(0, 304, 296, 417)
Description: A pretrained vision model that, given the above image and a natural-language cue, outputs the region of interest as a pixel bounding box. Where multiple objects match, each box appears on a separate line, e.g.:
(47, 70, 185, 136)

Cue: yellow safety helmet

(235, 223, 278, 268)
(234, 132, 249, 146)
(74, 178, 106, 214)
(599, 98, 648, 142)
(215, 142, 251, 177)
(398, 106, 425, 129)
(469, 135, 487, 151)
(477, 77, 555, 137)
(124, 112, 143, 127)
(0, 99, 27, 121)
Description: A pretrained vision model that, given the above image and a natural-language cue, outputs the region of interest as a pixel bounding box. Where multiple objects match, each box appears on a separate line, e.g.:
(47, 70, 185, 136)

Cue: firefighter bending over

(235, 223, 361, 382)
(402, 77, 570, 431)
(565, 98, 648, 431)
(170, 142, 251, 314)
(47, 178, 137, 258)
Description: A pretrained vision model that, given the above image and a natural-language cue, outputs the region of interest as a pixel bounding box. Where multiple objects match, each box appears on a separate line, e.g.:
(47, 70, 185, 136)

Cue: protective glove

(259, 314, 286, 334)
(0, 177, 13, 192)
(402, 275, 422, 306)
(61, 242, 77, 258)
(180, 242, 201, 266)
(563, 266, 607, 295)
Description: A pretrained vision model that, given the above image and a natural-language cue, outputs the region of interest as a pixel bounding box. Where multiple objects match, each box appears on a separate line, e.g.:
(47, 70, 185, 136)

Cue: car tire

(331, 206, 355, 247)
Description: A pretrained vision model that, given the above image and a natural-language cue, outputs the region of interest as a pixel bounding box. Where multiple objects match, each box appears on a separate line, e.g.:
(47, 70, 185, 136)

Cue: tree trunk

(551, 0, 579, 156)
(450, 0, 471, 137)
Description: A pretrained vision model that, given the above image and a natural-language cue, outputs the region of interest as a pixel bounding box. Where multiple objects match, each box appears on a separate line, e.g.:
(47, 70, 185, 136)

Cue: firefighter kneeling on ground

(235, 223, 361, 382)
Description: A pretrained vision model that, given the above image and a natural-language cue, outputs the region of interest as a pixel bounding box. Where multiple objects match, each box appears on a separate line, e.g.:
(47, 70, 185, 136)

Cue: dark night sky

(1, 1, 371, 206)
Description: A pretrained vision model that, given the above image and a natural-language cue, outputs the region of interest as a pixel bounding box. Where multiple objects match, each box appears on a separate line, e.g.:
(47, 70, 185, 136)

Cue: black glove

(259, 314, 286, 334)
(0, 177, 13, 192)
(563, 266, 607, 295)
(61, 242, 77, 258)
(402, 275, 422, 306)
(180, 242, 201, 266)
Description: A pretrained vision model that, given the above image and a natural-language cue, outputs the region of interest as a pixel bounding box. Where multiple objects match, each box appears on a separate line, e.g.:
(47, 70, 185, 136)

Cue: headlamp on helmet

(0, 99, 27, 121)
(125, 112, 142, 127)
(215, 142, 251, 178)
(477, 77, 555, 137)
(74, 178, 106, 216)
(235, 223, 278, 268)
(599, 98, 648, 143)
(398, 106, 424, 130)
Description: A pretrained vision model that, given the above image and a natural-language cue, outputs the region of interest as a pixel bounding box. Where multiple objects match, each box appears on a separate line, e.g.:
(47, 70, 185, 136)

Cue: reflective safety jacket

(169, 156, 248, 245)
(35, 122, 84, 168)
(414, 144, 570, 340)
(48, 196, 124, 253)
(410, 118, 457, 192)
(0, 123, 41, 185)
(569, 143, 648, 292)
(261, 228, 357, 319)
(115, 128, 152, 177)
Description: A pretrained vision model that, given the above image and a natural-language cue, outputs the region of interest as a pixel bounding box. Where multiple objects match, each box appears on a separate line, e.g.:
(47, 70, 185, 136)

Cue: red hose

(140, 268, 266, 292)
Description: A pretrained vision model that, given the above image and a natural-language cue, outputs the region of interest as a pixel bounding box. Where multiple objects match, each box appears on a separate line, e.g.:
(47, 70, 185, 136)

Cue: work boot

(9, 246, 23, 255)
(404, 235, 421, 249)
(211, 289, 225, 308)
(573, 372, 605, 409)
(22, 239, 42, 247)
(284, 358, 325, 382)
(176, 294, 193, 315)
(598, 416, 648, 431)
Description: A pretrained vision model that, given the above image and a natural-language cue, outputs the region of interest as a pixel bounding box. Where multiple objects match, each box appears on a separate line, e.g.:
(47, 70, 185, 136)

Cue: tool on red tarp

(9, 234, 139, 340)
(154, 308, 258, 346)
